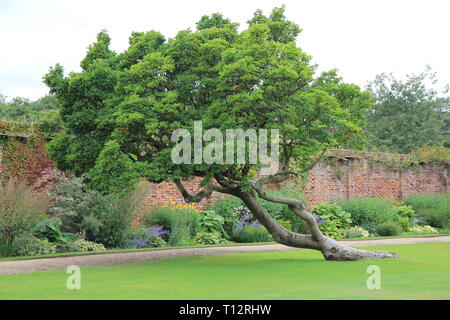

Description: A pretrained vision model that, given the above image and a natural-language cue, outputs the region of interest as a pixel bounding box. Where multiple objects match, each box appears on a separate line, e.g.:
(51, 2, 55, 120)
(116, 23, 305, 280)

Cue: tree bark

(238, 191, 398, 261)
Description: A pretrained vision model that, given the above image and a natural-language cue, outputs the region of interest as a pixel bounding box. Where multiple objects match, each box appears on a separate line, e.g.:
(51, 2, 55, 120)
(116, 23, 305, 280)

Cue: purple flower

(148, 226, 169, 237)
(315, 216, 326, 223)
(129, 239, 147, 249)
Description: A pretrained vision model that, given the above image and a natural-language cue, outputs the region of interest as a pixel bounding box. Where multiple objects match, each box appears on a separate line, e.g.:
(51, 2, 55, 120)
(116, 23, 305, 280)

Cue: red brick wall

(139, 158, 448, 210)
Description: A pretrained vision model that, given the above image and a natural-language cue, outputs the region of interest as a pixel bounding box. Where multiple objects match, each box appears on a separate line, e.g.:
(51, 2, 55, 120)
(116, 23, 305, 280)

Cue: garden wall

(140, 152, 449, 209)
(0, 141, 448, 209)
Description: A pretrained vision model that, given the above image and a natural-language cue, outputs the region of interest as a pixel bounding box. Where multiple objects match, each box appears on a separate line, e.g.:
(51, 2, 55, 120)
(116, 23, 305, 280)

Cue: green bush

(193, 232, 226, 245)
(233, 226, 273, 243)
(396, 216, 411, 232)
(312, 203, 352, 238)
(49, 176, 140, 247)
(12, 234, 57, 256)
(0, 240, 16, 257)
(198, 210, 228, 238)
(208, 196, 245, 236)
(0, 177, 48, 244)
(337, 197, 398, 232)
(375, 223, 401, 236)
(57, 239, 105, 252)
(344, 226, 370, 239)
(276, 219, 292, 231)
(405, 194, 449, 228)
(168, 222, 192, 246)
(144, 207, 201, 237)
(149, 236, 167, 248)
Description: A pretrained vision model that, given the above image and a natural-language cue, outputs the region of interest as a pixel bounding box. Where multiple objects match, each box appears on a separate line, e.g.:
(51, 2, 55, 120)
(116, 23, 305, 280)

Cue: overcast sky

(1, 0, 449, 101)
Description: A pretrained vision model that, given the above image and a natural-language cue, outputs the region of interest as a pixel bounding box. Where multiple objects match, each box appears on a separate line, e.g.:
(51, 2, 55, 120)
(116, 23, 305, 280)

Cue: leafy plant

(193, 232, 226, 245)
(338, 197, 398, 232)
(409, 225, 439, 234)
(12, 234, 57, 256)
(312, 203, 352, 238)
(344, 226, 370, 239)
(0, 177, 48, 244)
(375, 223, 401, 236)
(57, 239, 105, 252)
(233, 226, 272, 243)
(198, 210, 228, 238)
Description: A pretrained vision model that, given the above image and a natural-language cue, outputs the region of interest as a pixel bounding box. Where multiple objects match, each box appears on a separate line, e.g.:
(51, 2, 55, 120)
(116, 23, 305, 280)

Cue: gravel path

(1, 235, 449, 275)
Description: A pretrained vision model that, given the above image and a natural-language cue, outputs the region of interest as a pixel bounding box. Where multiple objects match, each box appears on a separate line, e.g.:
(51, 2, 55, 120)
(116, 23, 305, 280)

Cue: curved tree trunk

(238, 191, 398, 261)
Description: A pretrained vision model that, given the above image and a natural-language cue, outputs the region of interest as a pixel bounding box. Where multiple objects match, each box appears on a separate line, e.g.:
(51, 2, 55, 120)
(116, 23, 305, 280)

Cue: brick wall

(0, 141, 448, 209)
(142, 157, 448, 209)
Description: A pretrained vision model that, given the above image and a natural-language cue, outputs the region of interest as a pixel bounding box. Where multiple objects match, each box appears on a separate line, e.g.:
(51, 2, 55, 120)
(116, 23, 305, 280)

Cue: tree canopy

(43, 7, 397, 260)
(366, 67, 450, 153)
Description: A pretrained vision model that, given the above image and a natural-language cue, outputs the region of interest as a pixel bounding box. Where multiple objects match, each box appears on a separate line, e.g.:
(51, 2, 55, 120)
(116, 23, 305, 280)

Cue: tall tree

(44, 7, 397, 260)
(366, 67, 450, 153)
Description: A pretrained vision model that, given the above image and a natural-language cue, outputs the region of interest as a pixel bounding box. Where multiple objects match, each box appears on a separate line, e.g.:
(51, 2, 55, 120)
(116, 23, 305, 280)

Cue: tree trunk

(238, 191, 398, 261)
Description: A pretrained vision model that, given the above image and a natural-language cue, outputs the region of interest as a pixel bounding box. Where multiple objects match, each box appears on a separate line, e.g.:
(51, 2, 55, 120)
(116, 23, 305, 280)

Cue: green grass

(0, 243, 449, 299)
(2, 232, 449, 262)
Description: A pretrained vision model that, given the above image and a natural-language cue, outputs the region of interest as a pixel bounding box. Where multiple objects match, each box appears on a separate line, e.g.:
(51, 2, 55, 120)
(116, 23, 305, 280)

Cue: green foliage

(375, 222, 402, 236)
(337, 197, 398, 232)
(344, 226, 370, 239)
(144, 207, 201, 236)
(88, 140, 141, 194)
(395, 205, 416, 219)
(12, 234, 57, 256)
(168, 222, 191, 246)
(44, 6, 372, 196)
(0, 95, 61, 123)
(276, 219, 292, 231)
(405, 194, 449, 228)
(0, 241, 16, 258)
(0, 178, 48, 244)
(57, 239, 105, 252)
(233, 226, 272, 243)
(197, 210, 228, 238)
(209, 196, 245, 236)
(366, 67, 450, 153)
(49, 176, 138, 247)
(149, 236, 167, 248)
(193, 232, 226, 245)
(396, 217, 412, 232)
(312, 203, 352, 238)
(32, 217, 76, 243)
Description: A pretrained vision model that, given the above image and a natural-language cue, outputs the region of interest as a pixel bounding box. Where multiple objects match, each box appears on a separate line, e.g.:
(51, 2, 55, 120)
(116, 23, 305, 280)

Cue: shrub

(32, 217, 77, 243)
(209, 196, 245, 236)
(344, 226, 370, 239)
(312, 203, 352, 238)
(125, 226, 169, 248)
(144, 207, 201, 237)
(0, 177, 48, 244)
(405, 194, 449, 229)
(233, 226, 272, 243)
(409, 225, 439, 234)
(375, 223, 401, 236)
(395, 205, 416, 219)
(12, 234, 57, 256)
(396, 217, 411, 232)
(276, 219, 292, 231)
(193, 232, 226, 245)
(337, 197, 398, 232)
(0, 240, 16, 257)
(49, 176, 140, 247)
(168, 222, 192, 246)
(198, 210, 228, 238)
(58, 239, 105, 252)
(149, 236, 167, 248)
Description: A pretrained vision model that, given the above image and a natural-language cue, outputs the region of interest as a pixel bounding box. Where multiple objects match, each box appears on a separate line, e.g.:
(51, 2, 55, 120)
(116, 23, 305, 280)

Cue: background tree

(366, 67, 450, 153)
(44, 7, 397, 260)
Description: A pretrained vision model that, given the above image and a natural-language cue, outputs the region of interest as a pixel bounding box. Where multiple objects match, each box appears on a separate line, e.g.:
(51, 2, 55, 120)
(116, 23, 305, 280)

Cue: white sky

(1, 0, 449, 100)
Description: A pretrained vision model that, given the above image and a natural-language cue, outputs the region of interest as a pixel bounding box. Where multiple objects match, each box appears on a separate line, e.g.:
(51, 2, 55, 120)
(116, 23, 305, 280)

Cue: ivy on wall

(1, 136, 54, 185)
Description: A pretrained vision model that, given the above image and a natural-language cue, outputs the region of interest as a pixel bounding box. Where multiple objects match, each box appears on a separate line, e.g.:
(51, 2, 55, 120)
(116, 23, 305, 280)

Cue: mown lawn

(0, 243, 449, 300)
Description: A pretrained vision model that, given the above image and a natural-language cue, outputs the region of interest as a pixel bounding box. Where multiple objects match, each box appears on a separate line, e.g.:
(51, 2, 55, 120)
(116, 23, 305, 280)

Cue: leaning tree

(44, 7, 397, 260)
